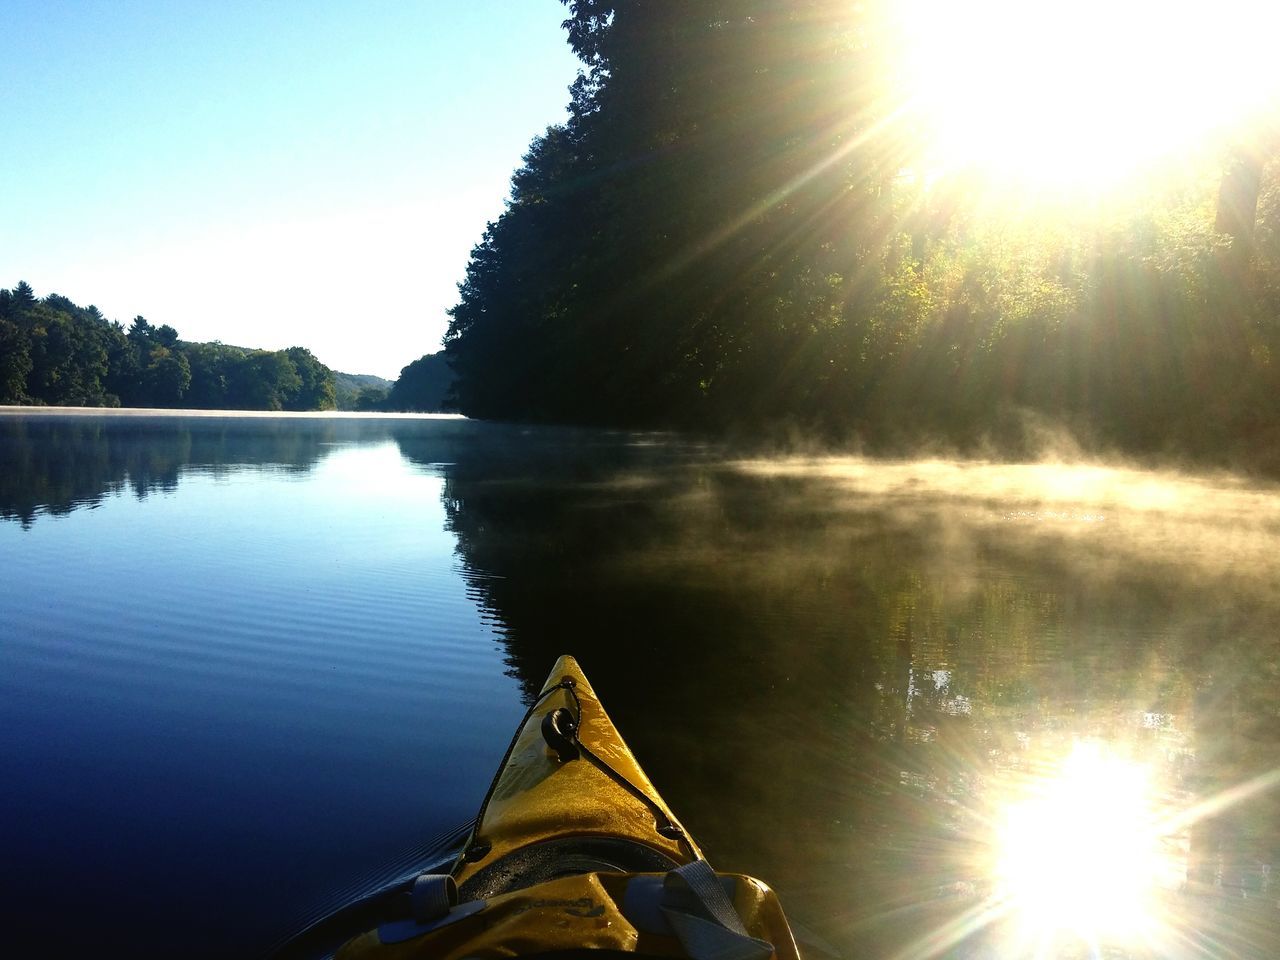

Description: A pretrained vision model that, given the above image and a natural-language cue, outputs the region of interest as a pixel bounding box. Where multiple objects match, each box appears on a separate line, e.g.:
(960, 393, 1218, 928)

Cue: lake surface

(2, 410, 1278, 959)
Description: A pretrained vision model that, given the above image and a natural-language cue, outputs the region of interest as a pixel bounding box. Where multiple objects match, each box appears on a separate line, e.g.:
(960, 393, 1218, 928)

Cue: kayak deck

(452, 655, 701, 899)
(328, 655, 802, 960)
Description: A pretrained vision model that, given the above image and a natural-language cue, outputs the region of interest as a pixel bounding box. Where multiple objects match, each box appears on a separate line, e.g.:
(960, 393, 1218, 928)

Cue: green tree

(438, 3, 1280, 466)
(11, 281, 36, 310)
(0, 315, 32, 402)
(228, 350, 302, 410)
(0, 286, 33, 403)
(446, 1, 901, 429)
(184, 342, 235, 408)
(127, 315, 154, 345)
(282, 346, 337, 410)
(354, 386, 389, 411)
(1, 282, 351, 413)
(386, 352, 455, 411)
(142, 346, 192, 407)
(25, 304, 112, 405)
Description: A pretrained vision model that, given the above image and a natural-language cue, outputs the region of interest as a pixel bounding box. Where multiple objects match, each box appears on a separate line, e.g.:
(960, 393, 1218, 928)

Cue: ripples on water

(1, 410, 1278, 959)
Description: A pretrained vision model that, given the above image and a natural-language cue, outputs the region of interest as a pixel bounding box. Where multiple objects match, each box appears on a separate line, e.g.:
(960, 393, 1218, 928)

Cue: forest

(445, 0, 1280, 464)
(0, 282, 455, 412)
(0, 281, 336, 411)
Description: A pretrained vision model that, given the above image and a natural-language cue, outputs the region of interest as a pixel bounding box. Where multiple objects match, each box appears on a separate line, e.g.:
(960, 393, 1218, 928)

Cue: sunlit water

(1, 410, 1278, 958)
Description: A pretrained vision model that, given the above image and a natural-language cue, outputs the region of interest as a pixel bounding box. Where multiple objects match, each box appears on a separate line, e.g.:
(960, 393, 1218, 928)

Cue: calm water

(2, 411, 1278, 959)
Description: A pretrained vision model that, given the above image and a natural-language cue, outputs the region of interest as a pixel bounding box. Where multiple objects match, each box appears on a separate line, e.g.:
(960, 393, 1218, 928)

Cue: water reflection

(0, 412, 471, 527)
(431, 443, 1280, 959)
(2, 415, 1277, 958)
(0, 412, 518, 959)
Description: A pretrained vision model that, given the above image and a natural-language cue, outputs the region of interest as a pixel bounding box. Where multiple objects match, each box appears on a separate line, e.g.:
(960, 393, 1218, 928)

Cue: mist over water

(730, 456, 1280, 599)
(1, 411, 1277, 958)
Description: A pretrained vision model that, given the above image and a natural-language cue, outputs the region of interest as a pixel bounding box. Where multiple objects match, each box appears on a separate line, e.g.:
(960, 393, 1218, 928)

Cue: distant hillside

(334, 371, 393, 410)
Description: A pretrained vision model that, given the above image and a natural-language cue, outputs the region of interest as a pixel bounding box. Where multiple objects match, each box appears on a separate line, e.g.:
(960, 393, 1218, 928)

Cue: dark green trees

(333, 372, 394, 411)
(229, 350, 301, 411)
(141, 347, 192, 407)
(283, 347, 337, 411)
(441, 1, 1280, 461)
(385, 351, 455, 412)
(0, 288, 34, 403)
(0, 283, 338, 412)
(1, 285, 119, 406)
(354, 387, 389, 411)
(122, 317, 191, 407)
(444, 1, 912, 429)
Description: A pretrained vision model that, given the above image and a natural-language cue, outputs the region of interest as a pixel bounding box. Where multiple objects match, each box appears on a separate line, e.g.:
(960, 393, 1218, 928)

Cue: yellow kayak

(334, 655, 802, 960)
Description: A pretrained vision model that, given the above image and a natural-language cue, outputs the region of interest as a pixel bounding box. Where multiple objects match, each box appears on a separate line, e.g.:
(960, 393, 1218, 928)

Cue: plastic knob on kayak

(410, 873, 458, 925)
(541, 706, 580, 761)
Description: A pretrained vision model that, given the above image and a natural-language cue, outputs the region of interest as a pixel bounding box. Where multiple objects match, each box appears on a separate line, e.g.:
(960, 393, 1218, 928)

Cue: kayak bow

(335, 655, 802, 960)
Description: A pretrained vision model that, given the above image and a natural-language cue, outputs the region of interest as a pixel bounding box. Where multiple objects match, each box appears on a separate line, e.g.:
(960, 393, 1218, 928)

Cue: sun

(894, 0, 1280, 194)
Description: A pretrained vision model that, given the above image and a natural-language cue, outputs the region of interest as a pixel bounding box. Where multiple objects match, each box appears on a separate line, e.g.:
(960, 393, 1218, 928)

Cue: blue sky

(2, 1, 581, 378)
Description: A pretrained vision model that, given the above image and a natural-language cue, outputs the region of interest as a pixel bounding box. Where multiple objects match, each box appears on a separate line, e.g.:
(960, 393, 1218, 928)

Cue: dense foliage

(327, 354, 454, 412)
(385, 352, 455, 412)
(446, 1, 1280, 461)
(334, 372, 393, 411)
(0, 282, 336, 411)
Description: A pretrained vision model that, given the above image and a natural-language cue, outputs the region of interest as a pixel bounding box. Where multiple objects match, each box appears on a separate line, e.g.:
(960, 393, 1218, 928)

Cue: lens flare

(993, 743, 1169, 944)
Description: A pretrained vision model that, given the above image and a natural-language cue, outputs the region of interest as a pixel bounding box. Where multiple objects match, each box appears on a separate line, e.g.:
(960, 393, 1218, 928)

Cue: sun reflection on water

(993, 743, 1174, 950)
(887, 736, 1280, 960)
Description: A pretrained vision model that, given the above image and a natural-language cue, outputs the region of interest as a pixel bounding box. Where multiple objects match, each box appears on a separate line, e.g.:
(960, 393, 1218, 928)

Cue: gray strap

(410, 873, 457, 924)
(661, 861, 774, 960)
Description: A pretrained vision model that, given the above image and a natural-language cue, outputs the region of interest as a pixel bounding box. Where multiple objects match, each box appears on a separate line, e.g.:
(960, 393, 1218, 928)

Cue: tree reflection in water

(0, 413, 478, 528)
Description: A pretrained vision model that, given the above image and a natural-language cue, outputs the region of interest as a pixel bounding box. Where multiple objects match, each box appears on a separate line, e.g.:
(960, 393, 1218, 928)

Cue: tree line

(0, 282, 337, 410)
(444, 0, 1280, 464)
(0, 283, 457, 412)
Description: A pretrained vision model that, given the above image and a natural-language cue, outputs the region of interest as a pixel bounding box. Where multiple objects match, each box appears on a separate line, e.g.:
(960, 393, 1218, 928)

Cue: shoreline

(0, 405, 465, 420)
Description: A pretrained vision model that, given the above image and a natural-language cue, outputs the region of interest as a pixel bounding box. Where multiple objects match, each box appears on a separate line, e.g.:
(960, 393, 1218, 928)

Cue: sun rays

(886, 741, 1280, 959)
(894, 0, 1280, 196)
(992, 745, 1170, 946)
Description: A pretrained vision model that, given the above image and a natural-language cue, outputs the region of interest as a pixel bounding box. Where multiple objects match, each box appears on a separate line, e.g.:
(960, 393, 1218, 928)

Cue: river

(1, 410, 1278, 958)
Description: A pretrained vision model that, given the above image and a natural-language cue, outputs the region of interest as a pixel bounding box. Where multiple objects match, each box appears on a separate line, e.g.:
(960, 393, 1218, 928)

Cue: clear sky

(2, 1, 581, 379)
